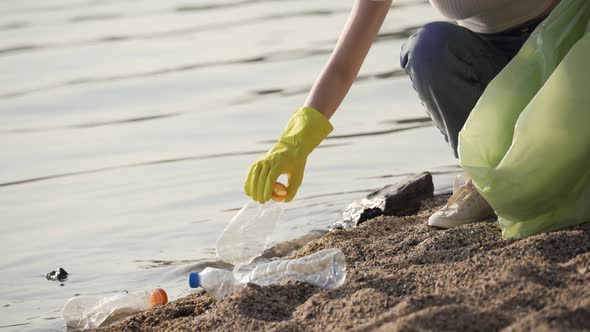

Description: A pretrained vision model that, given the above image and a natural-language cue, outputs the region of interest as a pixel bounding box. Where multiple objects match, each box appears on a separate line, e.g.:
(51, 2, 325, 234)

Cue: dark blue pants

(400, 21, 539, 157)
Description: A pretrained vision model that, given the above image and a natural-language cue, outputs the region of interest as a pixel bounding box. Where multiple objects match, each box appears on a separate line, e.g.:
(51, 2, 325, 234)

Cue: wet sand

(102, 195, 590, 331)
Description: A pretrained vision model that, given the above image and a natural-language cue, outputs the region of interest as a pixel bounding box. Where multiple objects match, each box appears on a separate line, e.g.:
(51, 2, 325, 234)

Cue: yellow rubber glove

(245, 106, 333, 203)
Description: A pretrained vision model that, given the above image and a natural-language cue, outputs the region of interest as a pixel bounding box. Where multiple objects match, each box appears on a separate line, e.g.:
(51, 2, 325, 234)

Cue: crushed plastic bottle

(216, 200, 284, 266)
(62, 288, 167, 330)
(189, 248, 347, 299)
(216, 182, 288, 266)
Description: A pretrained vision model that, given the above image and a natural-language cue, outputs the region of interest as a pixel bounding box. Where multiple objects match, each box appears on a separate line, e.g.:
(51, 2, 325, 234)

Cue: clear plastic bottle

(189, 268, 244, 300)
(189, 248, 347, 299)
(62, 288, 167, 330)
(216, 200, 283, 266)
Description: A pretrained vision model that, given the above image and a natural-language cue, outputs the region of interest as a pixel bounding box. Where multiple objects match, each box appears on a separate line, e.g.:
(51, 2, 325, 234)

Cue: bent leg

(400, 22, 510, 157)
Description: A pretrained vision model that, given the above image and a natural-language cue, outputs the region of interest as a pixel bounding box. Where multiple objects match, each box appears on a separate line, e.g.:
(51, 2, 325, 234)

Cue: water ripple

(0, 149, 268, 188)
(0, 0, 103, 15)
(0, 45, 41, 55)
(327, 124, 432, 140)
(0, 143, 348, 188)
(0, 22, 27, 31)
(0, 24, 415, 99)
(175, 0, 274, 13)
(380, 116, 431, 125)
(232, 69, 405, 105)
(0, 323, 31, 329)
(0, 123, 434, 187)
(257, 123, 433, 144)
(0, 112, 180, 134)
(0, 48, 331, 99)
(0, 10, 340, 57)
(69, 13, 122, 23)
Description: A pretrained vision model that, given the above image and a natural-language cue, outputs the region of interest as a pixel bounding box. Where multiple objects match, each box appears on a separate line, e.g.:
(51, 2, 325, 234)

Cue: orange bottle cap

(272, 182, 287, 202)
(149, 288, 168, 307)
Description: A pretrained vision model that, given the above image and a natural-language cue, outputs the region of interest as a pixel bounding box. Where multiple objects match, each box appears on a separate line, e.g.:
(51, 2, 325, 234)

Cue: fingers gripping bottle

(62, 288, 167, 330)
(244, 106, 334, 204)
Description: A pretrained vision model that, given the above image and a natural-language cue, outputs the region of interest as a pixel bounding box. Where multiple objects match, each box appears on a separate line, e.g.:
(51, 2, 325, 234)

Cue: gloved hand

(245, 106, 333, 203)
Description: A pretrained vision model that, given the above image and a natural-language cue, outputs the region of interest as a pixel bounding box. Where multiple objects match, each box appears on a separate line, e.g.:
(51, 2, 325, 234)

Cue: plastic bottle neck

(188, 272, 201, 288)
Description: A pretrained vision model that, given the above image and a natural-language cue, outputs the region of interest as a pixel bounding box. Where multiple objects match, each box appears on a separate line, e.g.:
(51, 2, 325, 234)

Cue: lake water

(0, 0, 458, 330)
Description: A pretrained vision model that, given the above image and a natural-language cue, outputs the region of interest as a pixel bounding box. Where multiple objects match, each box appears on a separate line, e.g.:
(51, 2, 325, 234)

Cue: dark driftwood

(374, 172, 434, 216)
(357, 172, 434, 225)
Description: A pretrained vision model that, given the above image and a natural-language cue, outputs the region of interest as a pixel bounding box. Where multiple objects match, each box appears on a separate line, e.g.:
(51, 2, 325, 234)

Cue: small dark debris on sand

(46, 267, 68, 282)
(103, 196, 590, 332)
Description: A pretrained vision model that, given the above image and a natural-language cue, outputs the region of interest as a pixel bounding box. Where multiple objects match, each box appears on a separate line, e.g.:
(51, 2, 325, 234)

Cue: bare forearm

(304, 0, 391, 119)
(304, 65, 356, 120)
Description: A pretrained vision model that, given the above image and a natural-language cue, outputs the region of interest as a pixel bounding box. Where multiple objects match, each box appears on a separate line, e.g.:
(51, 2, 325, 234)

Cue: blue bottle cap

(188, 272, 201, 288)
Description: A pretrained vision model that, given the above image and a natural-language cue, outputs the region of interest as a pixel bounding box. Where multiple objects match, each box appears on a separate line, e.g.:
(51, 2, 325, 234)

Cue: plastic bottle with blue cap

(189, 248, 347, 299)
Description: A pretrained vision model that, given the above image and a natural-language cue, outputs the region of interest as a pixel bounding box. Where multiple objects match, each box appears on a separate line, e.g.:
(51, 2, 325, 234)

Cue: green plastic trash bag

(458, 0, 590, 239)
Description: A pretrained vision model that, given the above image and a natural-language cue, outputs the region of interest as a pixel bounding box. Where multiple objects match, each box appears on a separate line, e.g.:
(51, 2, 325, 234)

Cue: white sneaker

(428, 176, 495, 228)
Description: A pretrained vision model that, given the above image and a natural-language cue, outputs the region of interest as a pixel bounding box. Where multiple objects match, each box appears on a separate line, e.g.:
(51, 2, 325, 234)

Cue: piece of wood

(336, 172, 434, 228)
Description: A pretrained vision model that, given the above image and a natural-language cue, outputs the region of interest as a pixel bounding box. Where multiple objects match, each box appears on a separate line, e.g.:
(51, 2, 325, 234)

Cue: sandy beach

(102, 195, 590, 331)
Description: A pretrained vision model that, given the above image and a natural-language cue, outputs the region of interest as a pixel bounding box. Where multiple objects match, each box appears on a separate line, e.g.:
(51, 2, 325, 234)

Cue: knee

(400, 22, 460, 81)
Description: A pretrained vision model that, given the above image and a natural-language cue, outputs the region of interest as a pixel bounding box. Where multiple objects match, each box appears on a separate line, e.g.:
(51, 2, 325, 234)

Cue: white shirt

(429, 0, 556, 33)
